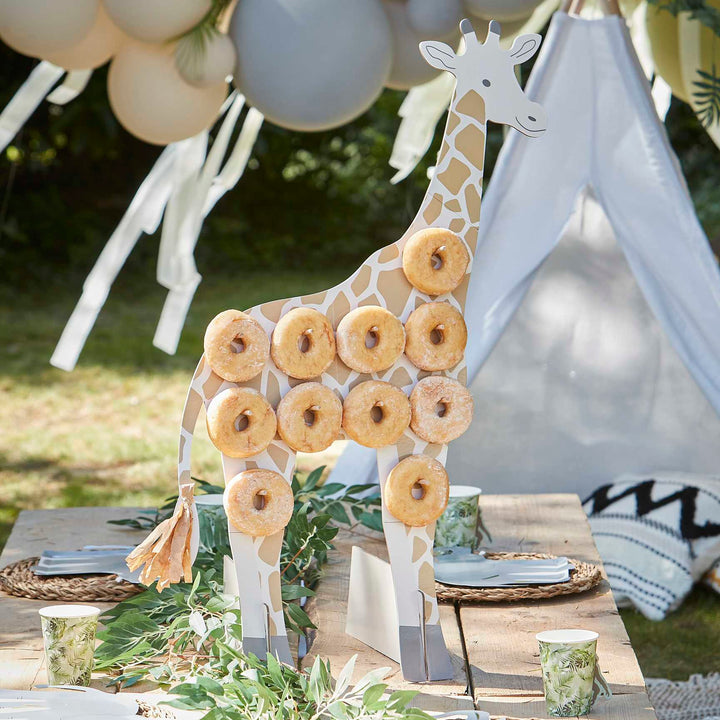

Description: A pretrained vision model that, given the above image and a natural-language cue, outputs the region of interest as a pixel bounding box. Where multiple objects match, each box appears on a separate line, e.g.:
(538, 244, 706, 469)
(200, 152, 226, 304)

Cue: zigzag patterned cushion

(583, 474, 720, 620)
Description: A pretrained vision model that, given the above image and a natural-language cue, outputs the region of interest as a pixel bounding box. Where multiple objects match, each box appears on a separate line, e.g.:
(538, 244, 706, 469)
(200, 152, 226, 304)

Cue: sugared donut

(384, 455, 449, 526)
(336, 306, 405, 374)
(410, 376, 474, 443)
(402, 228, 469, 295)
(224, 469, 293, 536)
(206, 387, 277, 458)
(342, 380, 411, 448)
(204, 309, 269, 382)
(404, 302, 467, 371)
(277, 382, 342, 453)
(271, 308, 336, 379)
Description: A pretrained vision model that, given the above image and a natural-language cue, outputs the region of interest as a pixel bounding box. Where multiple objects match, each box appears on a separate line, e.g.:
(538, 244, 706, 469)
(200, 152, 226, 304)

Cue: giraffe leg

(377, 448, 453, 681)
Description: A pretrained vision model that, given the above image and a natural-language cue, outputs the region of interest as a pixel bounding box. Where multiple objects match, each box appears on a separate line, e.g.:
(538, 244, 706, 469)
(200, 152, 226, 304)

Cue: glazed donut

(404, 302, 467, 371)
(271, 308, 336, 379)
(204, 309, 269, 382)
(206, 387, 277, 458)
(277, 382, 342, 453)
(384, 455, 449, 526)
(410, 376, 474, 444)
(336, 306, 405, 374)
(342, 380, 411, 448)
(224, 469, 293, 536)
(402, 228, 469, 295)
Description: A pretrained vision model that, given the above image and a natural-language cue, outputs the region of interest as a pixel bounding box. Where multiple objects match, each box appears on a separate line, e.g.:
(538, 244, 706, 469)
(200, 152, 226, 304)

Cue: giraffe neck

(418, 87, 487, 258)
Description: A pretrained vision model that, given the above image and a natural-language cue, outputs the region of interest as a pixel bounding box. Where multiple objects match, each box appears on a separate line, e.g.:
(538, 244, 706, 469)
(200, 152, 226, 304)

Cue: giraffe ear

(508, 33, 541, 64)
(419, 41, 457, 73)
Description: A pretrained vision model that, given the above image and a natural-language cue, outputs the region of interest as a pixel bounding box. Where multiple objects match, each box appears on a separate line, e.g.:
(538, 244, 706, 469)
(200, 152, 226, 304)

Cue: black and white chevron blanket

(583, 474, 720, 620)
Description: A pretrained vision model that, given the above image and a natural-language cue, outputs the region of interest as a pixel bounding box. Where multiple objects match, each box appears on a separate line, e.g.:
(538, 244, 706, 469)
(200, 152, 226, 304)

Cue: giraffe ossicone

(126, 18, 546, 682)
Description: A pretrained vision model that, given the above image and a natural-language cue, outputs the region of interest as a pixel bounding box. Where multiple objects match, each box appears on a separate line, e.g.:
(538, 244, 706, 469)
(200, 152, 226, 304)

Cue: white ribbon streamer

(50, 144, 180, 371)
(0, 61, 65, 153)
(46, 69, 93, 106)
(154, 99, 264, 354)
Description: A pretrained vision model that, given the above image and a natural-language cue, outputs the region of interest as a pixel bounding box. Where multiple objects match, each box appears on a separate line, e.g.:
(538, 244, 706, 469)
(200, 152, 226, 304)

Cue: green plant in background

(95, 467, 383, 691)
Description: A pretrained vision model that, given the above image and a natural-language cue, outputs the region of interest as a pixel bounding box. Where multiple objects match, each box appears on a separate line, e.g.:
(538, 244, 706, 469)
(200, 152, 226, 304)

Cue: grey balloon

(230, 0, 392, 132)
(407, 0, 463, 37)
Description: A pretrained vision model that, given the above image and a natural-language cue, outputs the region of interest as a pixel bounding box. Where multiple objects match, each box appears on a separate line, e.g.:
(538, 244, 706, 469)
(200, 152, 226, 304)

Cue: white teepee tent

(330, 10, 720, 499)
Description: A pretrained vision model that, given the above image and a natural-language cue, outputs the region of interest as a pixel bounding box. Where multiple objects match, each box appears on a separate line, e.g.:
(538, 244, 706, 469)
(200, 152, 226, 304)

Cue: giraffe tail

(125, 483, 195, 591)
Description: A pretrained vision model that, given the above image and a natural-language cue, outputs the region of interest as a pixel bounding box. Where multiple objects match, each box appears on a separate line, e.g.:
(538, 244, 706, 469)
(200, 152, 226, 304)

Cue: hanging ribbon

(46, 69, 94, 105)
(50, 143, 182, 371)
(153, 96, 265, 355)
(679, 12, 720, 151)
(0, 61, 65, 153)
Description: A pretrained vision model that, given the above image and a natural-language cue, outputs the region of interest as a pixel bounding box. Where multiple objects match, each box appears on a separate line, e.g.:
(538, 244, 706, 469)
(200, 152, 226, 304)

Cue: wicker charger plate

(0, 557, 143, 603)
(435, 552, 602, 603)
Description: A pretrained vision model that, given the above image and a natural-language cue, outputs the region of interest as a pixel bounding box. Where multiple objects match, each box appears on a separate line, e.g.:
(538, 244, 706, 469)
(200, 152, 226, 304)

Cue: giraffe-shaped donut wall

(127, 19, 546, 682)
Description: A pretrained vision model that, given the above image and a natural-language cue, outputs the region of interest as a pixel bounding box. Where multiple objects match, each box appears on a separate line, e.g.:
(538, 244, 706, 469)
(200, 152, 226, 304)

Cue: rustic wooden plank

(461, 494, 654, 718)
(477, 687, 657, 720)
(303, 527, 474, 711)
(0, 507, 148, 689)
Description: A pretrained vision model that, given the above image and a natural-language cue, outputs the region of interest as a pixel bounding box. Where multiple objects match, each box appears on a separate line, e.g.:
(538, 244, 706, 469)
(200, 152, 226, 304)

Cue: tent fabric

(328, 12, 720, 497)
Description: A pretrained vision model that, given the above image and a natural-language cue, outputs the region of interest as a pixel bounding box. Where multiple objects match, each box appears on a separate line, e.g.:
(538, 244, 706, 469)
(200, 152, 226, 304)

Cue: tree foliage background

(1, 40, 720, 298)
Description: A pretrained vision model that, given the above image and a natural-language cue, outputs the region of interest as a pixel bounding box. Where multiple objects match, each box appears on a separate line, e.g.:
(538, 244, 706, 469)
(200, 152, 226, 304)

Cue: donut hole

(370, 404, 384, 424)
(253, 490, 267, 511)
(303, 407, 317, 427)
(430, 326, 444, 345)
(234, 413, 250, 432)
(230, 335, 246, 354)
(411, 480, 426, 500)
(298, 333, 312, 354)
(365, 329, 379, 349)
(431, 252, 444, 270)
(435, 401, 448, 418)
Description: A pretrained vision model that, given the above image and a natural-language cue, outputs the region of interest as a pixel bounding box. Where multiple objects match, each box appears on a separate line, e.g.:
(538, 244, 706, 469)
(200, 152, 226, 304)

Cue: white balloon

(176, 31, 236, 88)
(384, 0, 459, 91)
(102, 0, 211, 44)
(407, 0, 463, 37)
(0, 0, 98, 58)
(108, 41, 227, 145)
(44, 4, 126, 70)
(230, 0, 392, 132)
(463, 0, 544, 23)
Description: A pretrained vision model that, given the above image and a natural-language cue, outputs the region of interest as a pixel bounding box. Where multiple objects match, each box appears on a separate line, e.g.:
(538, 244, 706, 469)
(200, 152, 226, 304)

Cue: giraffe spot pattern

(377, 270, 412, 319)
(261, 299, 285, 324)
(328, 292, 352, 328)
(464, 185, 481, 227)
(265, 373, 281, 407)
(418, 560, 436, 596)
(378, 244, 401, 264)
(351, 265, 373, 297)
(446, 111, 462, 134)
(455, 90, 486, 124)
(437, 158, 471, 196)
(268, 570, 282, 612)
(387, 366, 413, 388)
(455, 123, 486, 170)
(437, 140, 451, 165)
(257, 532, 283, 565)
(449, 218, 466, 234)
(464, 226, 479, 254)
(202, 373, 224, 399)
(267, 443, 291, 472)
(302, 290, 328, 307)
(183, 389, 204, 433)
(412, 536, 426, 563)
(423, 194, 444, 225)
(444, 198, 462, 212)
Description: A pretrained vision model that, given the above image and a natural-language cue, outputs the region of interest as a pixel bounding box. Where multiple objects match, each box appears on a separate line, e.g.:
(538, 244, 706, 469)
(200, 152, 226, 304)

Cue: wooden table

(0, 496, 657, 720)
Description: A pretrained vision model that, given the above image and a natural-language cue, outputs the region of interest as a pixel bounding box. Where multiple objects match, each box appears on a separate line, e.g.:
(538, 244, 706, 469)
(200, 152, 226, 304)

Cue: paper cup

(536, 629, 612, 716)
(435, 485, 486, 550)
(39, 604, 101, 686)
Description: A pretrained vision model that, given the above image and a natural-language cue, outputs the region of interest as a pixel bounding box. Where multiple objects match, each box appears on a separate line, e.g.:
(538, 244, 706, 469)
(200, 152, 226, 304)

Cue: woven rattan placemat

(0, 557, 143, 602)
(435, 552, 602, 603)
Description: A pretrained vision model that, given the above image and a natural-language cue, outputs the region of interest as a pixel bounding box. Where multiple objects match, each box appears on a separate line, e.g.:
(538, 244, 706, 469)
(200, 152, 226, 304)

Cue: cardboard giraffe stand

(128, 19, 547, 682)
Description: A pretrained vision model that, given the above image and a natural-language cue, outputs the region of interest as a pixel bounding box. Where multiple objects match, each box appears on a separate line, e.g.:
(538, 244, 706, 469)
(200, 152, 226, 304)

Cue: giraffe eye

(482, 79, 492, 87)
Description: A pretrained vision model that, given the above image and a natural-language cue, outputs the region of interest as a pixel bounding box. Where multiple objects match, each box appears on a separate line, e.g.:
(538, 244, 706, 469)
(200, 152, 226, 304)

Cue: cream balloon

(102, 0, 211, 44)
(108, 41, 227, 145)
(463, 0, 544, 23)
(645, 5, 689, 103)
(230, 0, 392, 132)
(407, 0, 463, 37)
(384, 0, 460, 91)
(44, 4, 126, 70)
(176, 31, 236, 87)
(0, 0, 98, 58)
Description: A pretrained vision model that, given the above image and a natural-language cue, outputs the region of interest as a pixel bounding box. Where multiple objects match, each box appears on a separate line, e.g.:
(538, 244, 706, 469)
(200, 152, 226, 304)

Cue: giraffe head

(420, 19, 546, 138)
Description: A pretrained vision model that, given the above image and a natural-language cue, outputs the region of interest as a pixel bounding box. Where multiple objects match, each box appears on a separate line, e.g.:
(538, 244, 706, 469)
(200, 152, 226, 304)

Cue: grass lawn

(1, 265, 718, 682)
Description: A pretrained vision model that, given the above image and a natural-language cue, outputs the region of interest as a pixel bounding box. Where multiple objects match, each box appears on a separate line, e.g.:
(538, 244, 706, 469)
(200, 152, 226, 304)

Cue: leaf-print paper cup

(39, 604, 101, 686)
(435, 485, 488, 550)
(536, 629, 612, 717)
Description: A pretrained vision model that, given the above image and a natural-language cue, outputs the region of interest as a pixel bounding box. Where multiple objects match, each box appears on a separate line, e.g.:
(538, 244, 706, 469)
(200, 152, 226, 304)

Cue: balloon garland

(2, 0, 718, 368)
